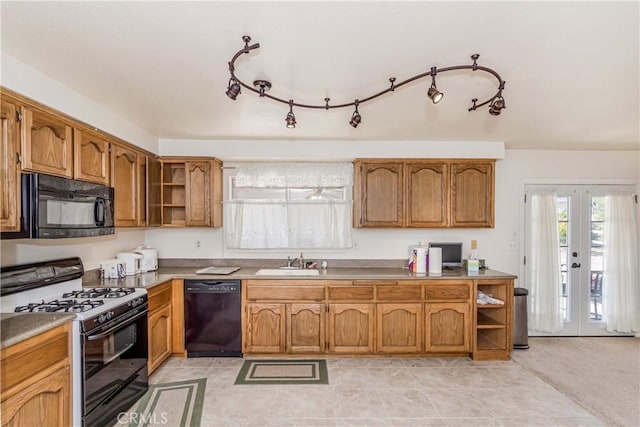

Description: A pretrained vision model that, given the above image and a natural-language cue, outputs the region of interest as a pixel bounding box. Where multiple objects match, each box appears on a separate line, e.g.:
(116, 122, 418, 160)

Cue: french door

(525, 184, 634, 336)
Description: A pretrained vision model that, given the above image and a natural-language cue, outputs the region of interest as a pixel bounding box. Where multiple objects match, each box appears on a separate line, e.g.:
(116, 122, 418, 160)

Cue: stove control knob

(106, 311, 114, 321)
(98, 314, 106, 323)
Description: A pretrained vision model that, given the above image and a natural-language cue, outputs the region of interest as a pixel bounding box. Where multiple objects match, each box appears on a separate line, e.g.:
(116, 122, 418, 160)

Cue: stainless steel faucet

(286, 256, 299, 268)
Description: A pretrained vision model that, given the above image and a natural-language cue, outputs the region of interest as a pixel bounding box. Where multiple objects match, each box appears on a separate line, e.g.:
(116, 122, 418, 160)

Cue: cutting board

(195, 266, 240, 275)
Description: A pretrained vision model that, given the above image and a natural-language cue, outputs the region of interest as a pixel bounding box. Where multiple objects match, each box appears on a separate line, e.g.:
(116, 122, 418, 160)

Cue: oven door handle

(86, 309, 147, 341)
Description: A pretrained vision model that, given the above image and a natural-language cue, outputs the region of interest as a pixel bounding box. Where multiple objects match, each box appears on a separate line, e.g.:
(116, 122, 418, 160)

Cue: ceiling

(1, 1, 639, 150)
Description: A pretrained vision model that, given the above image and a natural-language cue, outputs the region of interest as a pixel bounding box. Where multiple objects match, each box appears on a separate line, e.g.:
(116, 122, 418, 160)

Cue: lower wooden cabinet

(148, 281, 173, 374)
(425, 302, 471, 353)
(245, 303, 286, 353)
(287, 303, 325, 353)
(377, 303, 423, 353)
(327, 303, 375, 353)
(1, 323, 72, 427)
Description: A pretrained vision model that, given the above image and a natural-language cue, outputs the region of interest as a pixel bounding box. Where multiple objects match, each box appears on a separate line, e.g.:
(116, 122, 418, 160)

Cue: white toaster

(135, 246, 158, 272)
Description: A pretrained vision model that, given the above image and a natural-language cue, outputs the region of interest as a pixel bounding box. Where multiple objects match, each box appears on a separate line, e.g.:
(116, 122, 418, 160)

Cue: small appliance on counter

(100, 259, 126, 278)
(134, 245, 158, 272)
(116, 252, 142, 276)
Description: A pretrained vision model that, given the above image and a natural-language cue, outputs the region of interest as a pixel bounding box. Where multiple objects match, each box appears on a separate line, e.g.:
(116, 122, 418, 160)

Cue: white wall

(0, 53, 158, 153)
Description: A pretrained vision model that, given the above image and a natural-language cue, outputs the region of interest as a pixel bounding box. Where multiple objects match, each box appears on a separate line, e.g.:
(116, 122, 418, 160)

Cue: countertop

(0, 312, 75, 350)
(84, 267, 517, 290)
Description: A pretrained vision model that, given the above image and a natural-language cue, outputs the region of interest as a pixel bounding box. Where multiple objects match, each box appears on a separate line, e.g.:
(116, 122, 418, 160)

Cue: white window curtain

(528, 192, 564, 332)
(226, 162, 353, 249)
(603, 194, 640, 333)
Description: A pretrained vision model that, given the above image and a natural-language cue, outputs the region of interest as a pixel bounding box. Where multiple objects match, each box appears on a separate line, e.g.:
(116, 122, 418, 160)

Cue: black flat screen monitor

(428, 242, 463, 268)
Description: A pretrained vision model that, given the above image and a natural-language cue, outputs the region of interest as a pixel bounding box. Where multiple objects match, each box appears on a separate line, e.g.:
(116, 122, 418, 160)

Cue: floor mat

(129, 378, 206, 427)
(234, 359, 328, 385)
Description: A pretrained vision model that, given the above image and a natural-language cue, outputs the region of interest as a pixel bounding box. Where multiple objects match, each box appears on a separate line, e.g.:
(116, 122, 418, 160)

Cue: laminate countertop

(0, 313, 75, 350)
(84, 267, 517, 290)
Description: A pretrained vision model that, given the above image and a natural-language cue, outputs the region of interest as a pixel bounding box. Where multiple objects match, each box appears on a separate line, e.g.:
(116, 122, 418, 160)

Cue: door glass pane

(589, 197, 604, 321)
(557, 196, 569, 321)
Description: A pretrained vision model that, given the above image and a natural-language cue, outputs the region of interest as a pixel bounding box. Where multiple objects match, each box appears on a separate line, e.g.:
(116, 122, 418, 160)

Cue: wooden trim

(171, 279, 186, 356)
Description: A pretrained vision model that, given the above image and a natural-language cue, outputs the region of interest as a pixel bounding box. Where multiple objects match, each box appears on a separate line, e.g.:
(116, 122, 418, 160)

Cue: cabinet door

(111, 144, 139, 227)
(425, 302, 470, 353)
(138, 154, 148, 226)
(355, 162, 404, 227)
(450, 161, 494, 228)
(328, 303, 375, 353)
(406, 162, 449, 227)
(376, 303, 423, 353)
(287, 303, 325, 353)
(245, 304, 286, 353)
(1, 366, 70, 427)
(0, 99, 21, 232)
(20, 106, 73, 178)
(148, 304, 172, 375)
(185, 161, 210, 226)
(73, 128, 110, 185)
(147, 156, 162, 227)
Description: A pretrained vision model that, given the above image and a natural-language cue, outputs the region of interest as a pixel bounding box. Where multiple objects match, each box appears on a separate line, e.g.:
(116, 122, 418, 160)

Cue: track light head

(226, 79, 241, 100)
(285, 100, 297, 128)
(349, 101, 361, 128)
(489, 96, 506, 116)
(428, 84, 443, 104)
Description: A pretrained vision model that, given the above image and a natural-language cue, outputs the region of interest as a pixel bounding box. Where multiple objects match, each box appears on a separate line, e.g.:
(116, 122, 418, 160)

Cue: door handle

(571, 262, 581, 268)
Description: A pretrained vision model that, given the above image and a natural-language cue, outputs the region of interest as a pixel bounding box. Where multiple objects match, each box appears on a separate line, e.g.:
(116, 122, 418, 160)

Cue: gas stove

(0, 257, 149, 427)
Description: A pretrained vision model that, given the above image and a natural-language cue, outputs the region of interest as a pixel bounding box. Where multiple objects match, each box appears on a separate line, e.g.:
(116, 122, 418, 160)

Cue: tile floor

(127, 356, 606, 426)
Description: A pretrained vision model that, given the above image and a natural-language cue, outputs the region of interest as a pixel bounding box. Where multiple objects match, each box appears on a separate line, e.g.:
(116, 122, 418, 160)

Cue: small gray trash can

(513, 287, 529, 349)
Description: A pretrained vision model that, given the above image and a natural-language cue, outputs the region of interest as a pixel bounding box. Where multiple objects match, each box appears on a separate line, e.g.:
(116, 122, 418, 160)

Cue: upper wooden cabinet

(0, 98, 21, 232)
(450, 161, 494, 228)
(73, 127, 110, 185)
(353, 159, 495, 228)
(354, 162, 403, 227)
(20, 106, 73, 178)
(160, 158, 222, 227)
(111, 143, 141, 227)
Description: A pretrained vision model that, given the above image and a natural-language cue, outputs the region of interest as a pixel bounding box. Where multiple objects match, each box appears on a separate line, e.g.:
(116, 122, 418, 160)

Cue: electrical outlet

(509, 242, 517, 250)
(196, 240, 201, 248)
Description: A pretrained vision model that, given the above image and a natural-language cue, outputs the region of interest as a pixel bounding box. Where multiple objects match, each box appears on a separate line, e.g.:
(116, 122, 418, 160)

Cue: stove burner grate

(14, 299, 105, 313)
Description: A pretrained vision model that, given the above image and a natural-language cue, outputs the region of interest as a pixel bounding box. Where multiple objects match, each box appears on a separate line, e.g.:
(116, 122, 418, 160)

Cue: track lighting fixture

(427, 67, 444, 104)
(226, 78, 241, 100)
(226, 35, 506, 127)
(489, 96, 506, 116)
(285, 100, 297, 128)
(349, 101, 362, 128)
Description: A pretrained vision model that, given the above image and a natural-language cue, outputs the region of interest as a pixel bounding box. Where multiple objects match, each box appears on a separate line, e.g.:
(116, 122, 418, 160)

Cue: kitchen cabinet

(0, 97, 21, 232)
(473, 279, 513, 360)
(244, 281, 325, 353)
(424, 281, 472, 353)
(148, 280, 173, 375)
(245, 303, 286, 353)
(1, 322, 72, 427)
(354, 161, 404, 227)
(353, 159, 495, 228)
(451, 161, 494, 227)
(20, 105, 73, 179)
(160, 158, 222, 227)
(328, 303, 375, 353)
(147, 155, 162, 227)
(111, 143, 147, 227)
(376, 303, 423, 353)
(73, 127, 110, 185)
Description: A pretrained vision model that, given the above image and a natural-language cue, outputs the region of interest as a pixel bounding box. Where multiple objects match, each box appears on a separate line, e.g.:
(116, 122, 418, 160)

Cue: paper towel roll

(415, 247, 427, 274)
(428, 247, 442, 274)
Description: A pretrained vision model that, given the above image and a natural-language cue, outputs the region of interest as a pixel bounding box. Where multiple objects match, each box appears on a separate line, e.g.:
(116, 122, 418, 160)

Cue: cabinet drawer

(328, 286, 374, 301)
(377, 285, 422, 301)
(1, 323, 70, 394)
(246, 286, 325, 301)
(148, 282, 172, 311)
(425, 284, 470, 301)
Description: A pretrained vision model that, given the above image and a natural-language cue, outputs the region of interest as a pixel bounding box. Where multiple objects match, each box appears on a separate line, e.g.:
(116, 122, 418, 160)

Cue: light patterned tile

(378, 389, 439, 418)
(332, 389, 387, 418)
(328, 367, 375, 389)
(388, 418, 447, 426)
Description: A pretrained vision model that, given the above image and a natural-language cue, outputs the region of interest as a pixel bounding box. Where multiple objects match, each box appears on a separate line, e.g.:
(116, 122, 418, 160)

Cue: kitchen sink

(255, 269, 320, 276)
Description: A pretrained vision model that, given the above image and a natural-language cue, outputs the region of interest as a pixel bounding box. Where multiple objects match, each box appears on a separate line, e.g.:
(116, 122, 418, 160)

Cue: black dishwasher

(184, 280, 242, 357)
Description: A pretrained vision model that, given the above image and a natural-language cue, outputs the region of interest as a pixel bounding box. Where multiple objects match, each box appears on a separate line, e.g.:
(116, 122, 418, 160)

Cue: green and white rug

(129, 378, 206, 427)
(235, 359, 329, 385)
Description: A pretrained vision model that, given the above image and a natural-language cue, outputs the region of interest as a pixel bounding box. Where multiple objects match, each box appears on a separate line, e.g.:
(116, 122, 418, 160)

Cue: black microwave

(2, 173, 115, 239)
